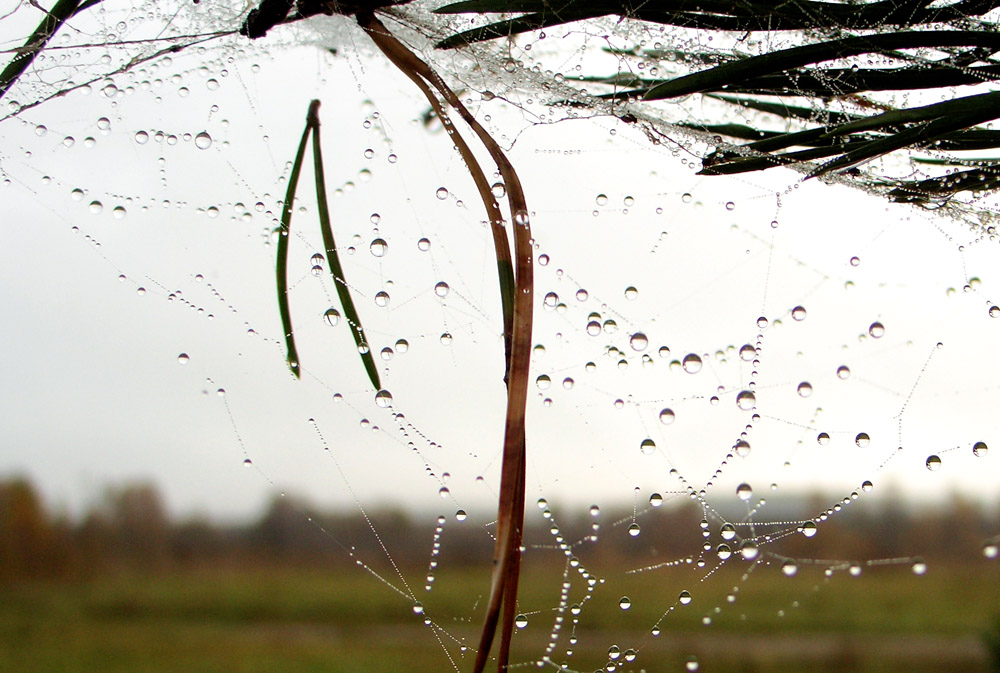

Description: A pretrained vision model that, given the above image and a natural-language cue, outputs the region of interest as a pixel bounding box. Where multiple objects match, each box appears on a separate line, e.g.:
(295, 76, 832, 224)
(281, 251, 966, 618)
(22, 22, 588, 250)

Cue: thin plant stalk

(0, 0, 82, 102)
(359, 13, 533, 671)
(276, 101, 381, 389)
(310, 101, 382, 390)
(276, 112, 312, 378)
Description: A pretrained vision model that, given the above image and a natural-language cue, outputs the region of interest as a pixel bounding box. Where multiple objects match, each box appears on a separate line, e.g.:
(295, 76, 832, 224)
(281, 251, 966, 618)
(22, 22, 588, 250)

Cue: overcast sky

(2, 8, 999, 524)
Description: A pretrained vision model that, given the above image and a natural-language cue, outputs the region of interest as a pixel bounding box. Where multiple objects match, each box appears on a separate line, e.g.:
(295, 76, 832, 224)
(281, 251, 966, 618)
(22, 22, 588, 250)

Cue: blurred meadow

(2, 477, 998, 673)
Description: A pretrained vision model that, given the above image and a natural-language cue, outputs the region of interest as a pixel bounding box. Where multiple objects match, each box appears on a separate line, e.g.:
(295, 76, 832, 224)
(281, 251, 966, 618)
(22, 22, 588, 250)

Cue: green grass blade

(275, 108, 312, 378)
(309, 101, 382, 392)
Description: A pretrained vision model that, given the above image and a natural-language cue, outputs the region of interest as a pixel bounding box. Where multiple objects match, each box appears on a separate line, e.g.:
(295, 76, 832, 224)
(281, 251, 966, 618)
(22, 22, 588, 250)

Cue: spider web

(2, 1, 1000, 671)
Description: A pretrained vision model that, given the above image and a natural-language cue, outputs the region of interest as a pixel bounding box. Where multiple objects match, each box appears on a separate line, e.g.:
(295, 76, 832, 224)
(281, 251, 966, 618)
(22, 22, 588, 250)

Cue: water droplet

(836, 365, 851, 379)
(380, 347, 394, 361)
(911, 560, 927, 575)
(627, 523, 640, 537)
(629, 332, 648, 351)
(595, 194, 608, 206)
(736, 483, 753, 501)
(640, 438, 656, 455)
(89, 201, 103, 214)
(194, 131, 212, 150)
(990, 305, 1000, 318)
(649, 493, 662, 507)
(797, 381, 813, 397)
(413, 602, 424, 614)
(756, 316, 769, 329)
(536, 375, 551, 390)
(438, 486, 450, 498)
(925, 455, 941, 471)
(576, 288, 588, 301)
(973, 441, 988, 457)
(370, 238, 388, 257)
(439, 332, 452, 345)
(112, 206, 127, 219)
(791, 306, 806, 321)
(984, 544, 999, 559)
(323, 309, 340, 326)
(177, 353, 190, 364)
(589, 505, 600, 517)
(134, 130, 149, 144)
(491, 182, 506, 198)
(720, 523, 736, 540)
(434, 281, 450, 298)
(374, 291, 390, 307)
(801, 521, 818, 537)
(659, 408, 675, 424)
(740, 541, 759, 560)
(515, 614, 528, 629)
(868, 322, 885, 338)
(455, 509, 467, 521)
(417, 238, 431, 251)
(781, 562, 798, 576)
(736, 390, 756, 410)
(716, 544, 732, 560)
(734, 439, 751, 457)
(678, 590, 692, 605)
(375, 390, 393, 408)
(854, 433, 870, 448)
(685, 655, 700, 672)
(608, 645, 621, 660)
(395, 339, 409, 353)
(861, 480, 873, 492)
(817, 432, 830, 446)
(850, 256, 861, 267)
(682, 354, 702, 374)
(241, 458, 253, 468)
(624, 286, 638, 300)
(435, 187, 448, 200)
(618, 596, 631, 610)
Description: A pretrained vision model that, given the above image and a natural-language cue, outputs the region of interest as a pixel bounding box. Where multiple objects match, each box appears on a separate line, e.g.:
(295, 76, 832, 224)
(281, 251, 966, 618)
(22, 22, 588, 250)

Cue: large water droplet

(536, 375, 551, 390)
(514, 614, 528, 629)
(720, 523, 736, 540)
(736, 483, 753, 501)
(925, 455, 941, 471)
(640, 438, 656, 455)
(323, 309, 340, 326)
(434, 281, 450, 298)
(629, 332, 648, 351)
(911, 560, 928, 575)
(740, 541, 759, 560)
(177, 353, 190, 364)
(194, 131, 212, 149)
(973, 441, 988, 458)
(375, 390, 393, 408)
(134, 130, 149, 144)
(791, 306, 806, 321)
(370, 238, 388, 257)
(682, 354, 702, 374)
(736, 390, 756, 410)
(678, 590, 692, 605)
(435, 187, 448, 200)
(855, 433, 870, 448)
(781, 561, 798, 576)
(716, 544, 732, 560)
(800, 521, 818, 537)
(685, 655, 700, 672)
(659, 408, 675, 424)
(627, 523, 640, 537)
(836, 365, 851, 379)
(797, 381, 813, 397)
(868, 322, 885, 338)
(618, 596, 631, 610)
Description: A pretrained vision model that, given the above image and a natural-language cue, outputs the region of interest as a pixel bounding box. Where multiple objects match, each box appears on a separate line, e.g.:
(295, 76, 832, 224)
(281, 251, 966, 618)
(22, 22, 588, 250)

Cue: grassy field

(1, 560, 998, 673)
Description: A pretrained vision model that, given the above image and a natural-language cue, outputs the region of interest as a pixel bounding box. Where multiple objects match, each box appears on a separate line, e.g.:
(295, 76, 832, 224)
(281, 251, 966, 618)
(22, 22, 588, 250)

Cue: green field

(1, 560, 998, 673)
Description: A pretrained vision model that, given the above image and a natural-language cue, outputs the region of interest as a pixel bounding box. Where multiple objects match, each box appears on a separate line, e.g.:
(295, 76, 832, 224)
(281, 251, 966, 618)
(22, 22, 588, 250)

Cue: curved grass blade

(359, 14, 532, 670)
(275, 105, 313, 378)
(309, 100, 382, 391)
(642, 31, 1000, 101)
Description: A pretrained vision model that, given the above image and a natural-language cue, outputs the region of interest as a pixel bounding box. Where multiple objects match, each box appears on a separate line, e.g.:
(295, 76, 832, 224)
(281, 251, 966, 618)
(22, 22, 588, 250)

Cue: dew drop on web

(194, 131, 212, 149)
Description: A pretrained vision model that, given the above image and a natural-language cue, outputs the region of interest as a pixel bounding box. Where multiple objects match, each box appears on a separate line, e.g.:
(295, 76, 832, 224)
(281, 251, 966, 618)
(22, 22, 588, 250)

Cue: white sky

(2, 4, 999, 523)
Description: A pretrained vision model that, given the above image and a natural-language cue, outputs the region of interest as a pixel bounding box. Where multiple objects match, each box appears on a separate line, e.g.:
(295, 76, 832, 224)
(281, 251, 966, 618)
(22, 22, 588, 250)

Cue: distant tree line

(0, 476, 995, 582)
